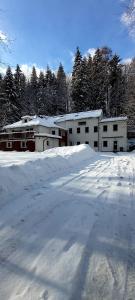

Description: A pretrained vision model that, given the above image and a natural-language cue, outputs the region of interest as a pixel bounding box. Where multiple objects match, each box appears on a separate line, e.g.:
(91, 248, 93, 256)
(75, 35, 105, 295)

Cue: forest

(0, 46, 135, 127)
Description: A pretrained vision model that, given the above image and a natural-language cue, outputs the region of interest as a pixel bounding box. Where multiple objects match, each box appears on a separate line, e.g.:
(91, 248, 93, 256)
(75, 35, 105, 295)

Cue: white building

(0, 110, 128, 152)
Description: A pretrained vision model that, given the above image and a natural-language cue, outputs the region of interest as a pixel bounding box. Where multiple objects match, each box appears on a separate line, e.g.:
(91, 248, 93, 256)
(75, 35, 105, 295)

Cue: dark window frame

(78, 121, 86, 126)
(69, 128, 72, 134)
(85, 127, 89, 133)
(77, 127, 80, 134)
(103, 125, 108, 132)
(94, 126, 98, 133)
(113, 124, 118, 131)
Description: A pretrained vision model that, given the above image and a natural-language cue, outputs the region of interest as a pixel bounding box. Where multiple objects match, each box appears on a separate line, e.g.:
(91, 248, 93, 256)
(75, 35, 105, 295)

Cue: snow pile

(0, 145, 96, 204)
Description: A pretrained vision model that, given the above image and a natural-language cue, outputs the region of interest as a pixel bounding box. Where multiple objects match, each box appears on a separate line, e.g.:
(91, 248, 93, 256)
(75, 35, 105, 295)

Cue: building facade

(0, 110, 128, 152)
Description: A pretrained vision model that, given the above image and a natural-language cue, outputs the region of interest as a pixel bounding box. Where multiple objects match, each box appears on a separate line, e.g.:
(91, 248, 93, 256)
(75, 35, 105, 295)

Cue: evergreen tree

(3, 66, 20, 124)
(57, 63, 67, 114)
(44, 66, 57, 115)
(92, 48, 109, 113)
(14, 64, 24, 117)
(124, 58, 135, 125)
(71, 47, 83, 112)
(109, 55, 126, 116)
(86, 54, 93, 110)
(30, 66, 38, 114)
(37, 71, 46, 115)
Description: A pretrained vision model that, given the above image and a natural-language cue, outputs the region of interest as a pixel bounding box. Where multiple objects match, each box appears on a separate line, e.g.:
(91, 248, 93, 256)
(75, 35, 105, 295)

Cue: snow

(4, 116, 66, 130)
(100, 116, 128, 123)
(3, 109, 102, 130)
(0, 145, 135, 300)
(54, 109, 102, 122)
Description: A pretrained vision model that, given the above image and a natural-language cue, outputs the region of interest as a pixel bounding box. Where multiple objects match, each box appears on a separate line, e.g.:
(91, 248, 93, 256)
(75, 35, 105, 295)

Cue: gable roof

(3, 110, 103, 130)
(3, 115, 66, 130)
(54, 109, 102, 123)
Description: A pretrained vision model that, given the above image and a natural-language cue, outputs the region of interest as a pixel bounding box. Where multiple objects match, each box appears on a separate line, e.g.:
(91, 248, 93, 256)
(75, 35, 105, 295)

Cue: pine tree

(86, 54, 93, 110)
(44, 66, 57, 115)
(37, 71, 46, 115)
(124, 58, 135, 125)
(92, 48, 109, 113)
(30, 66, 38, 114)
(3, 66, 20, 124)
(71, 47, 83, 112)
(56, 63, 67, 114)
(0, 73, 4, 127)
(109, 55, 126, 116)
(14, 64, 24, 117)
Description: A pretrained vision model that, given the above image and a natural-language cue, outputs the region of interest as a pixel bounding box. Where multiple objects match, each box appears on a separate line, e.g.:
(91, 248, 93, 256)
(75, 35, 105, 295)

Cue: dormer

(21, 115, 34, 123)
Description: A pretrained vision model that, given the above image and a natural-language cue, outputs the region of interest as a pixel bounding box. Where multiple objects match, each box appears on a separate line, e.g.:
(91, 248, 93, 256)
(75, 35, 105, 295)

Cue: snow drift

(0, 145, 96, 204)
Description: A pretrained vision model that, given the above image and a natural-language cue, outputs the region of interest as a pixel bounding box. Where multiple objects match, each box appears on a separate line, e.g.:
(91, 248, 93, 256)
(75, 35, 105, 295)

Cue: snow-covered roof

(54, 109, 102, 123)
(100, 117, 128, 123)
(3, 110, 102, 130)
(4, 115, 66, 130)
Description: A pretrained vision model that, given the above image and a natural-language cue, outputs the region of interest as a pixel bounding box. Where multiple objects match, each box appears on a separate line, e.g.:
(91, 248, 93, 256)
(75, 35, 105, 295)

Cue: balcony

(0, 131, 35, 141)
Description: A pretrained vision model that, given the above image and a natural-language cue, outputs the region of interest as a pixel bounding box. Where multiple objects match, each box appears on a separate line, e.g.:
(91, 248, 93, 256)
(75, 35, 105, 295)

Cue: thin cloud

(0, 31, 9, 45)
(121, 0, 135, 38)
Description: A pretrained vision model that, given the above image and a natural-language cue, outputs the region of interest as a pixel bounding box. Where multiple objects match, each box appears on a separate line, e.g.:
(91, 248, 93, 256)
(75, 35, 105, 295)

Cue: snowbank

(0, 145, 96, 204)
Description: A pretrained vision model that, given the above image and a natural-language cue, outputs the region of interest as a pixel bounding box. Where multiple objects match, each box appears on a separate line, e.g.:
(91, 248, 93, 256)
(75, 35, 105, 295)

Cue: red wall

(0, 140, 35, 152)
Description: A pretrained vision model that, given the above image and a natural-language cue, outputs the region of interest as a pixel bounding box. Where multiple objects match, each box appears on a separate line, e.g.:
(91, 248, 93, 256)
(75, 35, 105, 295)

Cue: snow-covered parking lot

(0, 145, 135, 300)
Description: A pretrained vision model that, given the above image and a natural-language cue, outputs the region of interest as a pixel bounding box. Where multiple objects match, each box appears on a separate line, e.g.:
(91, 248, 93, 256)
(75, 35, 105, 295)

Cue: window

(70, 141, 72, 146)
(77, 127, 80, 133)
(85, 127, 89, 133)
(77, 142, 80, 145)
(69, 128, 72, 134)
(94, 141, 98, 147)
(94, 126, 98, 132)
(7, 141, 12, 148)
(47, 140, 49, 146)
(103, 141, 108, 147)
(85, 141, 89, 144)
(78, 121, 86, 125)
(52, 130, 55, 135)
(59, 130, 61, 136)
(21, 141, 27, 148)
(120, 147, 123, 152)
(113, 124, 118, 131)
(103, 125, 107, 132)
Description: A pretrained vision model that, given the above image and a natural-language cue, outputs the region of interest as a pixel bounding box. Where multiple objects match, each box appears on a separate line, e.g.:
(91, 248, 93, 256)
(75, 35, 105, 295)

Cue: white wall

(99, 121, 127, 152)
(35, 137, 59, 152)
(57, 117, 100, 151)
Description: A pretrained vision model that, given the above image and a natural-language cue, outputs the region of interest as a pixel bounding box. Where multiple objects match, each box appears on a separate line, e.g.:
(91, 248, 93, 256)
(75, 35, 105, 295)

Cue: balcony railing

(0, 131, 35, 140)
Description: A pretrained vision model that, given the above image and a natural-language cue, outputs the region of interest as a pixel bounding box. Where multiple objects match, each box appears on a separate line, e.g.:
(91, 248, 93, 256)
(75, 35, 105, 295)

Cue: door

(113, 141, 117, 151)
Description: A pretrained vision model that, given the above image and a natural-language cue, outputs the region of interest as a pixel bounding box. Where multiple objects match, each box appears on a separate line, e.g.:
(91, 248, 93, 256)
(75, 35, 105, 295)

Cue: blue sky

(0, 0, 135, 74)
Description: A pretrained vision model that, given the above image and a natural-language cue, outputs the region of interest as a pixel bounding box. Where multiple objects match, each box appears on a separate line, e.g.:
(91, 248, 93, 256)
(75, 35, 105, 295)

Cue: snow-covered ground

(0, 145, 135, 300)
